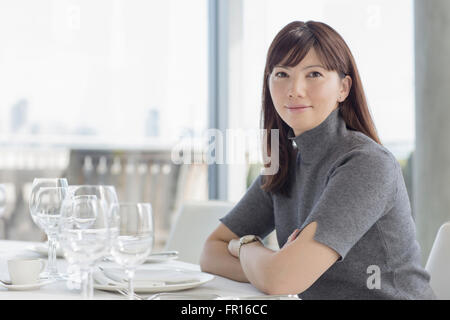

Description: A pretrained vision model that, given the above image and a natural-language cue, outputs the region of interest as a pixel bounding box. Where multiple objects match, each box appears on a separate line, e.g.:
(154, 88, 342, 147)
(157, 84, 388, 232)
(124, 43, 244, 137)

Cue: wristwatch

(238, 235, 262, 258)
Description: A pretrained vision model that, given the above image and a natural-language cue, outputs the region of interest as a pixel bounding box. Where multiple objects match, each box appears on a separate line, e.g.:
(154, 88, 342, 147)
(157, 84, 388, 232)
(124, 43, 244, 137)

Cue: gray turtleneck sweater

(220, 108, 436, 300)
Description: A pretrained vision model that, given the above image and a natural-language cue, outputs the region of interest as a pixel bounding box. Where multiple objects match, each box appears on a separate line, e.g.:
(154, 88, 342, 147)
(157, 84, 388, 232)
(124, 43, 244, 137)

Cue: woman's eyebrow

(302, 64, 326, 70)
(274, 64, 290, 69)
(274, 64, 326, 70)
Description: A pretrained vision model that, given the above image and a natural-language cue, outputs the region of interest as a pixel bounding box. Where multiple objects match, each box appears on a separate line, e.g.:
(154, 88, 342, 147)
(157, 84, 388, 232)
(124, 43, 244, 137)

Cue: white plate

(0, 279, 55, 291)
(104, 252, 179, 264)
(93, 268, 214, 293)
(26, 243, 64, 258)
(145, 254, 178, 263)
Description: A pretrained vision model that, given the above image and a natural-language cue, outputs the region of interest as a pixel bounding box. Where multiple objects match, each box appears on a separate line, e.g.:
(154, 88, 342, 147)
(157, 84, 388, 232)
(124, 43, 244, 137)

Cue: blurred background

(0, 0, 446, 266)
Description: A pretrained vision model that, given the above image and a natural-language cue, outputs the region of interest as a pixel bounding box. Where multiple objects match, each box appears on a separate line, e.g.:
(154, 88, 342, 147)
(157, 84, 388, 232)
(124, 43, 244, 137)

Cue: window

(0, 0, 208, 146)
(0, 0, 209, 246)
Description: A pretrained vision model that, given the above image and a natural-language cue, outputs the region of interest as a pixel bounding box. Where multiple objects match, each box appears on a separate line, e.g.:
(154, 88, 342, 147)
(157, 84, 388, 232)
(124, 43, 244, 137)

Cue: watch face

(241, 235, 258, 244)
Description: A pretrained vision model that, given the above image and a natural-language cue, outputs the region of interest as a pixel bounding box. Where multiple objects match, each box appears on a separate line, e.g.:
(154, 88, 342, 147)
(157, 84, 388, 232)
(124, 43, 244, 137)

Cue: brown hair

(261, 21, 381, 196)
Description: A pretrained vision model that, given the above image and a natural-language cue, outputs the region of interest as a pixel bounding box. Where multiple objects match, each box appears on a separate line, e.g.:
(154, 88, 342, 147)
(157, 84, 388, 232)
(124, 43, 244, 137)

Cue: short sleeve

(300, 148, 399, 261)
(219, 175, 275, 239)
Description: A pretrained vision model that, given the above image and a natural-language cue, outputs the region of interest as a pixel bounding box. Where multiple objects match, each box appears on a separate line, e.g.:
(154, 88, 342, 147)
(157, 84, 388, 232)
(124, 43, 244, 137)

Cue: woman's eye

(274, 71, 288, 78)
(308, 71, 322, 78)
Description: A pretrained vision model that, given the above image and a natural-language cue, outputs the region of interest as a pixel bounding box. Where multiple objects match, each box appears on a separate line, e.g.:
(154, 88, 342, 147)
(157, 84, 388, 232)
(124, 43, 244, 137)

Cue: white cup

(7, 258, 46, 285)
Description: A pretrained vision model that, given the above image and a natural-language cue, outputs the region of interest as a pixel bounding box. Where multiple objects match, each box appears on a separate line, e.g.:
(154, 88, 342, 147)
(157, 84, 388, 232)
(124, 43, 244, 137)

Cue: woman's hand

(228, 229, 300, 258)
(228, 238, 265, 258)
(199, 223, 250, 283)
(228, 239, 240, 258)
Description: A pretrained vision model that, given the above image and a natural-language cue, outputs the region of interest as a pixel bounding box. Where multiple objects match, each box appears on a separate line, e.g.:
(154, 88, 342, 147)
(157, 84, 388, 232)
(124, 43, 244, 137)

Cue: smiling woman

(200, 20, 436, 300)
(260, 20, 380, 196)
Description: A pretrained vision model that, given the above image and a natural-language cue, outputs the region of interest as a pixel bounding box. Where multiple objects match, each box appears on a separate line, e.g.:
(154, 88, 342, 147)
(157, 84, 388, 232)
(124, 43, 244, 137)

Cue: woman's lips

(285, 105, 312, 112)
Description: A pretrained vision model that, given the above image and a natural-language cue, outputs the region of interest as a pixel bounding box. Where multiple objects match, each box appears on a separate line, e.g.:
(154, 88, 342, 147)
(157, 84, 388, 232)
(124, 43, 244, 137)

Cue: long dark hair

(261, 21, 381, 196)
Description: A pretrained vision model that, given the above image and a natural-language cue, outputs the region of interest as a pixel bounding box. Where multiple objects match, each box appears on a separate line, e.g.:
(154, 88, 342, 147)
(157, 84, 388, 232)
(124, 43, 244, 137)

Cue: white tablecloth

(0, 240, 262, 300)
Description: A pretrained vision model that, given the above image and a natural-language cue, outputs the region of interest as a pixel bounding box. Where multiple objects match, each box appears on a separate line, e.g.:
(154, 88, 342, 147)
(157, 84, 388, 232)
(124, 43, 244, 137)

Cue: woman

(199, 21, 436, 300)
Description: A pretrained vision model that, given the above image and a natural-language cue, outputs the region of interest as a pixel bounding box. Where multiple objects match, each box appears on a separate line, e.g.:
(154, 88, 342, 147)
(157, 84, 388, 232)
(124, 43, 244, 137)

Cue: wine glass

(29, 178, 68, 279)
(110, 203, 154, 300)
(59, 194, 119, 299)
(63, 185, 119, 283)
(67, 185, 118, 213)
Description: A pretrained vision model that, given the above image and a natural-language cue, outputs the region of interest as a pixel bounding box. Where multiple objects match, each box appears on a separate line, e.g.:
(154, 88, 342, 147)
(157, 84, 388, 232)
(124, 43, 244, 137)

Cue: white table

(0, 240, 262, 300)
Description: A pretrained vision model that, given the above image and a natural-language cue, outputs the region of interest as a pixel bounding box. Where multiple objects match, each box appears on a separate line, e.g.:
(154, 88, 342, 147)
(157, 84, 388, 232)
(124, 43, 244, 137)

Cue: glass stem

(125, 268, 135, 300)
(47, 234, 58, 278)
(81, 265, 94, 300)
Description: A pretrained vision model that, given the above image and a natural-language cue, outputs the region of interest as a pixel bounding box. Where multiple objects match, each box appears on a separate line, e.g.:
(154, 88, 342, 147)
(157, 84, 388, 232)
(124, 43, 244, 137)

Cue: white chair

(425, 221, 450, 299)
(164, 200, 235, 264)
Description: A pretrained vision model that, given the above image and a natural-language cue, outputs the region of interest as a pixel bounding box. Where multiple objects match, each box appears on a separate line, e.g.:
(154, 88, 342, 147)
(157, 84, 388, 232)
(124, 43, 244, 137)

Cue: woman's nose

(288, 77, 306, 98)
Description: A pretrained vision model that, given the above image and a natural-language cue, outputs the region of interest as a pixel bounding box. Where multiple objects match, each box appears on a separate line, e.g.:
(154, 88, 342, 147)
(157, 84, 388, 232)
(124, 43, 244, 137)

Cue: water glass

(59, 194, 119, 299)
(67, 185, 118, 213)
(110, 203, 154, 300)
(29, 178, 68, 279)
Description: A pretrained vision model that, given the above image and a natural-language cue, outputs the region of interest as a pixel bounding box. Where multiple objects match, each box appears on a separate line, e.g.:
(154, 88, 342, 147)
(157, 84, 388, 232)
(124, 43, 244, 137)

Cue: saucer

(0, 279, 54, 291)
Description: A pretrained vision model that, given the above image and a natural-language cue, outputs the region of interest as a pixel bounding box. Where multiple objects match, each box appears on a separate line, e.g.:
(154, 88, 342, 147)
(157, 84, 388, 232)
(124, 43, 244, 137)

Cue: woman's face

(268, 47, 352, 136)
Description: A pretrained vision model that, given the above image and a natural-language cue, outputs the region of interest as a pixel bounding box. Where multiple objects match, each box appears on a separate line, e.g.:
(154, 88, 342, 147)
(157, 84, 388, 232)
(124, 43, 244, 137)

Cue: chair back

(425, 222, 450, 299)
(164, 200, 234, 264)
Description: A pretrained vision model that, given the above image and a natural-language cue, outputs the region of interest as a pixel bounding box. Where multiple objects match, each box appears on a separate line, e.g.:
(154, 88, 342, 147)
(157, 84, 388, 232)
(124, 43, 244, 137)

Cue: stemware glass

(67, 185, 118, 213)
(59, 194, 119, 299)
(29, 178, 68, 279)
(110, 203, 154, 300)
(63, 185, 119, 283)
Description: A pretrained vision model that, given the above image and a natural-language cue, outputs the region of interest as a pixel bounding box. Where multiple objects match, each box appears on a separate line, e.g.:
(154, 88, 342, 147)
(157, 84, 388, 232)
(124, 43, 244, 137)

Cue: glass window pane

(0, 0, 209, 246)
(0, 0, 208, 145)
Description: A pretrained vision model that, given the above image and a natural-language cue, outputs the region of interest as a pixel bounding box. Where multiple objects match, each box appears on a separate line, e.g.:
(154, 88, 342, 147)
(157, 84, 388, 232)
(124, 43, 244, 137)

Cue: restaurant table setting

(0, 178, 299, 300)
(0, 240, 300, 300)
